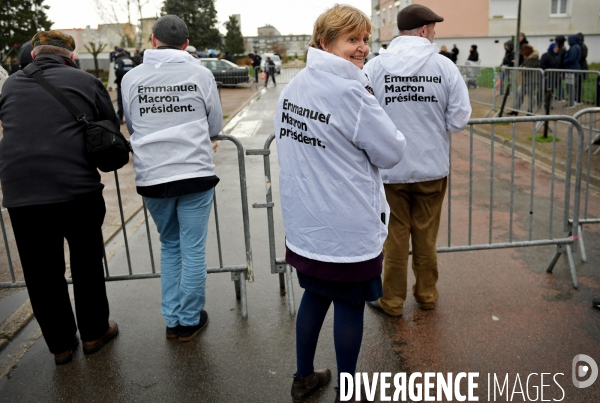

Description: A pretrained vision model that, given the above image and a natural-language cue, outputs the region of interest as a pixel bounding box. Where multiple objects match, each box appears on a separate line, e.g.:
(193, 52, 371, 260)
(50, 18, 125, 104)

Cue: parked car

(260, 54, 282, 74)
(200, 58, 250, 86)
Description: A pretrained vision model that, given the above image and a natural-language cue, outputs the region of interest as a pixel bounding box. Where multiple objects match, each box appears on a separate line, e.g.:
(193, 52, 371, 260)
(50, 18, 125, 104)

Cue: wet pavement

(0, 81, 599, 403)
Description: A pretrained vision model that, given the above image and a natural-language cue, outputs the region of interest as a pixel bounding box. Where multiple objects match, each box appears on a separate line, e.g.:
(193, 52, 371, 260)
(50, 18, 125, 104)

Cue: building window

(551, 0, 570, 15)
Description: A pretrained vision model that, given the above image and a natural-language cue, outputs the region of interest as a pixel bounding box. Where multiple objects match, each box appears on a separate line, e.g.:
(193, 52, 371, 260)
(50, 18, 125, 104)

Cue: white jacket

(364, 36, 471, 183)
(275, 47, 406, 263)
(121, 49, 223, 187)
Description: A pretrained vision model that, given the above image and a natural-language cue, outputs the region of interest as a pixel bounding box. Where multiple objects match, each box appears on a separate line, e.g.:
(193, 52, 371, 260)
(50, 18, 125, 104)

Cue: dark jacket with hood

(562, 35, 581, 70)
(467, 45, 479, 62)
(555, 35, 567, 66)
(540, 43, 560, 70)
(501, 40, 514, 67)
(578, 33, 588, 70)
(0, 54, 119, 208)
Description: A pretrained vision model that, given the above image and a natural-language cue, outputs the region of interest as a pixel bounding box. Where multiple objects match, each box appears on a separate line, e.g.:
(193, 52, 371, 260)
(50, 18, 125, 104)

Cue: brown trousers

(380, 177, 447, 316)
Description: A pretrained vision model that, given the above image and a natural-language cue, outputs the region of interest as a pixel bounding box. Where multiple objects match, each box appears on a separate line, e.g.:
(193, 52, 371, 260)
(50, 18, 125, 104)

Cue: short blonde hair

(309, 4, 373, 50)
(33, 45, 73, 58)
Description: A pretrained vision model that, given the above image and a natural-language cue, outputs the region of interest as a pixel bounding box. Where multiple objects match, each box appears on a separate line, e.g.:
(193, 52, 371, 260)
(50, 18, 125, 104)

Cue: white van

(260, 54, 282, 74)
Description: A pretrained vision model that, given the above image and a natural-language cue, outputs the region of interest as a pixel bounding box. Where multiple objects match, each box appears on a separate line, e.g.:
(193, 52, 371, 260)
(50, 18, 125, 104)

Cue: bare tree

(95, 0, 150, 48)
(83, 41, 107, 78)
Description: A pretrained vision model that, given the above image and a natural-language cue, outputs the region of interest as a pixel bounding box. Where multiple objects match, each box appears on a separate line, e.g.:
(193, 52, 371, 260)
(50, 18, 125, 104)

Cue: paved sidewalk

(0, 82, 599, 402)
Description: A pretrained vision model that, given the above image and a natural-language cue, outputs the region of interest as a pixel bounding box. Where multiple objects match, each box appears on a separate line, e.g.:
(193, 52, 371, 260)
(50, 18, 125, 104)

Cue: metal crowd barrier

(451, 115, 584, 288)
(0, 134, 254, 319)
(466, 67, 600, 118)
(246, 137, 296, 316)
(569, 108, 600, 262)
(248, 114, 586, 298)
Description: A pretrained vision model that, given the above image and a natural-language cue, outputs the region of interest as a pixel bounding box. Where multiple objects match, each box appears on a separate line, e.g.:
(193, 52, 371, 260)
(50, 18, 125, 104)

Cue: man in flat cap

(364, 4, 471, 316)
(0, 30, 119, 365)
(121, 15, 222, 342)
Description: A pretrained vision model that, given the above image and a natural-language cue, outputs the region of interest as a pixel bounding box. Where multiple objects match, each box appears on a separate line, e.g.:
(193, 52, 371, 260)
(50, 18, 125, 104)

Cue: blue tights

(295, 289, 365, 385)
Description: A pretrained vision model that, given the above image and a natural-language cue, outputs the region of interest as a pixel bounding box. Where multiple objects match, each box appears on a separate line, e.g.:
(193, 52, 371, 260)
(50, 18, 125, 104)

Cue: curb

(222, 87, 263, 129)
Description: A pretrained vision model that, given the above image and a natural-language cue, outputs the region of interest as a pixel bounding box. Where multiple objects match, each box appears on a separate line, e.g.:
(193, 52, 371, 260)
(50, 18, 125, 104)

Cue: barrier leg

(578, 224, 587, 263)
(285, 264, 296, 316)
(234, 278, 241, 300)
(566, 245, 578, 289)
(240, 271, 248, 319)
(546, 244, 563, 273)
(279, 273, 286, 295)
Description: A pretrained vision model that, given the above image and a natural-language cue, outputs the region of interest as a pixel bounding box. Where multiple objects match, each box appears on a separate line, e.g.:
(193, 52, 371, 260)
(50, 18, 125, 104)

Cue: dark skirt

(297, 271, 382, 305)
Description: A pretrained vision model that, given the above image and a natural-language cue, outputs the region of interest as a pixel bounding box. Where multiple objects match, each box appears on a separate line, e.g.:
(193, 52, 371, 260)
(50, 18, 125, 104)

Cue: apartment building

(371, 0, 600, 66)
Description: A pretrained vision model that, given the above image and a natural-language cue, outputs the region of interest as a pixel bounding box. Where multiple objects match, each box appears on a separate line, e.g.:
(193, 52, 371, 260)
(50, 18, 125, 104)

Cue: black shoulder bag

(23, 64, 131, 173)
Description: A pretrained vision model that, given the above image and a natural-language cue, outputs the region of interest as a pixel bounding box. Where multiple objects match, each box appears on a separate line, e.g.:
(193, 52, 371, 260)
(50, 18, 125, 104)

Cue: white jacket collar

(142, 48, 197, 64)
(307, 47, 368, 86)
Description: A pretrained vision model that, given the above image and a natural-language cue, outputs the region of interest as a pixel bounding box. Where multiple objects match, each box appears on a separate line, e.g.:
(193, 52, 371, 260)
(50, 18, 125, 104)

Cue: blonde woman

(274, 4, 406, 402)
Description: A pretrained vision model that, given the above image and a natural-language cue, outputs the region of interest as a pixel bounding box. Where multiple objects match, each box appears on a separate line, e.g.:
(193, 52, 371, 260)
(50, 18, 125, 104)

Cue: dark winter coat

(540, 44, 560, 70)
(0, 55, 119, 208)
(555, 35, 567, 66)
(562, 35, 581, 70)
(501, 40, 514, 67)
(578, 33, 588, 71)
(467, 45, 479, 62)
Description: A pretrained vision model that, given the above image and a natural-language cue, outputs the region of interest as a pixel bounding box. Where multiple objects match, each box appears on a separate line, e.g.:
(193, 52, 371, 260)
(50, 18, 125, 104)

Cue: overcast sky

(45, 0, 372, 37)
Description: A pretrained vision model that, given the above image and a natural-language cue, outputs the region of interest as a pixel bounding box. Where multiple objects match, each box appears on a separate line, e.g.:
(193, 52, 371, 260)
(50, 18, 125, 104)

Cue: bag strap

(22, 64, 89, 124)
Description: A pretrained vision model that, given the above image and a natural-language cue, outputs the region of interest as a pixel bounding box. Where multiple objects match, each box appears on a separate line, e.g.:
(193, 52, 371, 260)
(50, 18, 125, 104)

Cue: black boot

(291, 369, 332, 402)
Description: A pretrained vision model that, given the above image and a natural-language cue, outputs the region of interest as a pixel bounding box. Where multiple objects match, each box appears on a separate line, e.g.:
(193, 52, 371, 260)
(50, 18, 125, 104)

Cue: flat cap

(31, 30, 76, 52)
(152, 15, 188, 46)
(397, 4, 444, 31)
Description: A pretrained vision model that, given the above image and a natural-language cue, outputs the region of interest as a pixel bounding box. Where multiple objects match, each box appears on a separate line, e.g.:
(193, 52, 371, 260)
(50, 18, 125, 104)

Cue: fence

(0, 134, 254, 319)
(459, 65, 600, 118)
(248, 114, 587, 303)
(570, 108, 600, 263)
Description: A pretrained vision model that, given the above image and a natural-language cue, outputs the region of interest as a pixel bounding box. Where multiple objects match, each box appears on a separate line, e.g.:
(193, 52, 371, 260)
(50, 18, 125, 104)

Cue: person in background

(467, 44, 479, 62)
(561, 35, 581, 108)
(251, 51, 262, 83)
(540, 42, 560, 105)
(17, 41, 33, 70)
(113, 47, 135, 125)
(499, 39, 515, 96)
(450, 44, 459, 64)
(0, 30, 119, 366)
(275, 5, 406, 402)
(554, 35, 567, 101)
(264, 56, 276, 87)
(514, 44, 540, 115)
(121, 15, 223, 343)
(377, 43, 388, 54)
(439, 45, 452, 60)
(576, 32, 588, 103)
(518, 32, 529, 65)
(131, 48, 142, 65)
(364, 4, 471, 318)
(186, 45, 199, 59)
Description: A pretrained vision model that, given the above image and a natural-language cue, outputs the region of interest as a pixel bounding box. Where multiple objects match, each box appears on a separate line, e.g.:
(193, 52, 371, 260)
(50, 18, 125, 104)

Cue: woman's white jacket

(274, 47, 406, 263)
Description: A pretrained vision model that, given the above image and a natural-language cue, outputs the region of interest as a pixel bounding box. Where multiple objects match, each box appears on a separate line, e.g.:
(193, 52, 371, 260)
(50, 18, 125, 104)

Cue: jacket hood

(568, 35, 580, 46)
(306, 47, 368, 86)
(379, 36, 438, 77)
(471, 45, 478, 51)
(527, 50, 540, 60)
(504, 40, 514, 51)
(142, 48, 199, 64)
(548, 42, 558, 53)
(555, 35, 566, 46)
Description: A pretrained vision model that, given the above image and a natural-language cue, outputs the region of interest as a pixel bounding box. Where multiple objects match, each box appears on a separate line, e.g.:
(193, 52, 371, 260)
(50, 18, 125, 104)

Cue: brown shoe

(82, 321, 119, 355)
(291, 369, 331, 403)
(54, 337, 79, 365)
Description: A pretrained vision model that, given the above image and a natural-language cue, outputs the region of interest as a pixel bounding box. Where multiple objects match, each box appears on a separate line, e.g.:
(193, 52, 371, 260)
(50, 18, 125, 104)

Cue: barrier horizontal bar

(246, 149, 271, 156)
(0, 265, 249, 289)
(435, 238, 574, 254)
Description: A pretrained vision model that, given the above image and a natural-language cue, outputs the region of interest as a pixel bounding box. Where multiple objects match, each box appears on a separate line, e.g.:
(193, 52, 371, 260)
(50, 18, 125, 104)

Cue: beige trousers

(380, 177, 447, 316)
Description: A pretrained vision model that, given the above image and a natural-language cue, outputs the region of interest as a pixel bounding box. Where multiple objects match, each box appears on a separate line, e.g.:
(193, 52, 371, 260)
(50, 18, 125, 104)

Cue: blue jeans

(144, 189, 214, 327)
